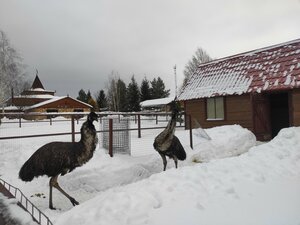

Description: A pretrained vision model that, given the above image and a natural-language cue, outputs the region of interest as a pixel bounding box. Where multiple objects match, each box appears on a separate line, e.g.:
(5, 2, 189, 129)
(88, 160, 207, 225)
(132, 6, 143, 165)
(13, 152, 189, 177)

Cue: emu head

(169, 100, 180, 117)
(88, 112, 98, 122)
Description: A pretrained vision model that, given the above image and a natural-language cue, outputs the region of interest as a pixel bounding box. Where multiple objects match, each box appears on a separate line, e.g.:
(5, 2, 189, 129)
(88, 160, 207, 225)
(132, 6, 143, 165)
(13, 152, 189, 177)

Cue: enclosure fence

(0, 112, 191, 156)
(0, 178, 53, 225)
(0, 111, 193, 224)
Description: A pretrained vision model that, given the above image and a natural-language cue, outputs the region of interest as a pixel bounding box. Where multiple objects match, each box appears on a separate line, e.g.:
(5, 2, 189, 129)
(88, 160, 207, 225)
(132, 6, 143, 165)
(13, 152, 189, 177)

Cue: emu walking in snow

(153, 101, 186, 171)
(19, 112, 99, 209)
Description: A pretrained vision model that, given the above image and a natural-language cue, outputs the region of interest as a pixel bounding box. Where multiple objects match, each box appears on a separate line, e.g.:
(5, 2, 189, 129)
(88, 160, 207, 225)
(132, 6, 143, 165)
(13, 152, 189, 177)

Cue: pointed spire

(31, 70, 45, 89)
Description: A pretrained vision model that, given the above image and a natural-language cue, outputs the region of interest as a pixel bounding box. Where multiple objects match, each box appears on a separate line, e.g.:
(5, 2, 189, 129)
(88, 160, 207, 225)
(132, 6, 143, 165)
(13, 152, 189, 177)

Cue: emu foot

(49, 205, 56, 210)
(70, 197, 79, 206)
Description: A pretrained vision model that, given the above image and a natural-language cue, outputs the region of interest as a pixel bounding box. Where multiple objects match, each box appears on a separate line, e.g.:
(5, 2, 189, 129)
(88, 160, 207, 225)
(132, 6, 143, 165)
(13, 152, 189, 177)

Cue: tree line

(1, 29, 212, 110)
(77, 74, 170, 112)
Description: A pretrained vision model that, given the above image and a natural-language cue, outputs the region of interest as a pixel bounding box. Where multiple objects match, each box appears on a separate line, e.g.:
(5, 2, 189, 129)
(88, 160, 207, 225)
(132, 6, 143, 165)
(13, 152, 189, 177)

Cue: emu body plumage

(19, 112, 98, 209)
(153, 101, 186, 171)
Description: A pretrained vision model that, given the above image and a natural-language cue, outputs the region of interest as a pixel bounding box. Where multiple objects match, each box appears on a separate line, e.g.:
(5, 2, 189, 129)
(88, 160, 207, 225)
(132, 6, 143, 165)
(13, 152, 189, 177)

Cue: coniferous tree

(96, 89, 107, 110)
(140, 77, 151, 102)
(150, 77, 170, 99)
(77, 89, 88, 103)
(86, 90, 92, 102)
(127, 75, 140, 112)
(117, 78, 127, 112)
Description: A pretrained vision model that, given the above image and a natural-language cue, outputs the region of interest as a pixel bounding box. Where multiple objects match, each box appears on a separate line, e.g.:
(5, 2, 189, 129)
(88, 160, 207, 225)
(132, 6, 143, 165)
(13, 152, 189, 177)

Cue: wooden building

(178, 39, 300, 141)
(3, 75, 92, 119)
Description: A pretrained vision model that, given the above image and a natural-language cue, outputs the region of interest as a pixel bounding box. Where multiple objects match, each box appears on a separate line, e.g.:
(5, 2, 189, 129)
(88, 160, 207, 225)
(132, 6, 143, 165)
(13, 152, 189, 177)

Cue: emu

(153, 101, 186, 171)
(19, 112, 99, 210)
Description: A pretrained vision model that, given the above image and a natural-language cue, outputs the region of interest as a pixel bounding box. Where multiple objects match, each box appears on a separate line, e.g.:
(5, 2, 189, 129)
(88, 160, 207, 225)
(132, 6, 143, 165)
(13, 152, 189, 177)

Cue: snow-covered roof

(140, 97, 174, 108)
(25, 96, 92, 110)
(13, 94, 55, 99)
(178, 38, 300, 100)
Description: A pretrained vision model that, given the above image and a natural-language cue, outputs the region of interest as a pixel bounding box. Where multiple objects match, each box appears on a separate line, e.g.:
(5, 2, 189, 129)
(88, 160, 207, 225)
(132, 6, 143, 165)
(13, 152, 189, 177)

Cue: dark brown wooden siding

(292, 89, 300, 126)
(184, 94, 253, 132)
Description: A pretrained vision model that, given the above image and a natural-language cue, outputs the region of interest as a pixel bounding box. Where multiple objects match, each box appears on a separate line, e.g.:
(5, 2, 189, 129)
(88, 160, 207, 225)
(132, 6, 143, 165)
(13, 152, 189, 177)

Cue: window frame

(205, 96, 226, 121)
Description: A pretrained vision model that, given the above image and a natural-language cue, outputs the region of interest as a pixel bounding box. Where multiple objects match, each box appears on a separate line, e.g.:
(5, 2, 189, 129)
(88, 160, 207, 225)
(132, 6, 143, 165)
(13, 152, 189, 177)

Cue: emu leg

(173, 156, 178, 169)
(159, 153, 167, 171)
(50, 175, 79, 208)
(49, 178, 55, 210)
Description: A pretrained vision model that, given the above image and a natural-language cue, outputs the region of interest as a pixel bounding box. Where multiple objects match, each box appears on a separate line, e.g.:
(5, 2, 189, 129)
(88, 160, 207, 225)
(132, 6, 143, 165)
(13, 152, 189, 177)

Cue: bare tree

(106, 71, 127, 111)
(182, 47, 212, 88)
(0, 30, 28, 104)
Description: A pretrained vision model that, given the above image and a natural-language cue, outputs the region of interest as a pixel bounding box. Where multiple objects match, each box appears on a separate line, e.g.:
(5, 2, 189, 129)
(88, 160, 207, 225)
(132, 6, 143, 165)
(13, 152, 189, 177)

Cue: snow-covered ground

(0, 116, 300, 225)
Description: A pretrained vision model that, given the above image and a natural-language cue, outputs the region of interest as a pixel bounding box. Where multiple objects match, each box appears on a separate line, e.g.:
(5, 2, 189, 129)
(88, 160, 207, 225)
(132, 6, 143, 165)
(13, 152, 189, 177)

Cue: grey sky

(1, 0, 300, 98)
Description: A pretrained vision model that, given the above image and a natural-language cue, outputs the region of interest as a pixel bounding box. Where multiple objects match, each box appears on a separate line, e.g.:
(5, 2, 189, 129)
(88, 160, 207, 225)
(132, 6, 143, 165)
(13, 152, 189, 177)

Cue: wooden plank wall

(292, 89, 300, 126)
(184, 94, 254, 132)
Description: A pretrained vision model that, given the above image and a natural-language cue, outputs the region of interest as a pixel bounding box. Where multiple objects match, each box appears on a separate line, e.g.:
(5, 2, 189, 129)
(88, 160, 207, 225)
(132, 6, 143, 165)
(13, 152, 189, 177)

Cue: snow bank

(54, 126, 300, 225)
(0, 193, 36, 225)
(190, 124, 256, 162)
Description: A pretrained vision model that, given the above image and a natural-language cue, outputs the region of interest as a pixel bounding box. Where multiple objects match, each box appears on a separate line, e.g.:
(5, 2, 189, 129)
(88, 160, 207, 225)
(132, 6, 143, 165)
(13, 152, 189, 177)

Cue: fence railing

(0, 111, 193, 154)
(0, 178, 53, 225)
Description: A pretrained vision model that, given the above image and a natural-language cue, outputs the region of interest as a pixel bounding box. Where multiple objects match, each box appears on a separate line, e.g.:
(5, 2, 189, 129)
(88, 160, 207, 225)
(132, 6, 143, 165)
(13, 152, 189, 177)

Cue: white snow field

(0, 116, 300, 225)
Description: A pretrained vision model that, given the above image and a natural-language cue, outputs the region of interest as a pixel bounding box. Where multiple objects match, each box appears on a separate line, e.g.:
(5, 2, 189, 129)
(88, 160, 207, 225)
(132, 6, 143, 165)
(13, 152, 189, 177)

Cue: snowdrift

(54, 126, 300, 225)
(190, 124, 257, 162)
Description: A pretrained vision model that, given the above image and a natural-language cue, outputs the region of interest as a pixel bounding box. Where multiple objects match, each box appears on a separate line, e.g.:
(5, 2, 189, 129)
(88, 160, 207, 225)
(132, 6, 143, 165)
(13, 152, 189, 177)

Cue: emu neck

(76, 119, 98, 166)
(155, 112, 177, 151)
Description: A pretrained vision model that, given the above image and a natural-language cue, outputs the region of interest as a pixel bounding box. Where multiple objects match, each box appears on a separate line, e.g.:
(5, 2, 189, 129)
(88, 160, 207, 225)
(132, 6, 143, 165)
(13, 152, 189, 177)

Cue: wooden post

(109, 118, 113, 157)
(71, 116, 75, 143)
(19, 117, 21, 128)
(189, 114, 193, 149)
(137, 114, 141, 138)
(156, 115, 158, 125)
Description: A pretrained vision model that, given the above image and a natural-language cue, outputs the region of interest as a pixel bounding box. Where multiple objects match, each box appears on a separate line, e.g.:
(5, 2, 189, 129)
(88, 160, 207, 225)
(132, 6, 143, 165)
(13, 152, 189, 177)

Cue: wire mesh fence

(0, 178, 53, 225)
(101, 117, 131, 155)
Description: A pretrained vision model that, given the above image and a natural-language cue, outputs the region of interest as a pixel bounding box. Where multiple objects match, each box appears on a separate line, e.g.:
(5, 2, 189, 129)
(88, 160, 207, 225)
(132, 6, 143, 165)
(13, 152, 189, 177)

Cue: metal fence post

(189, 114, 193, 149)
(109, 118, 113, 157)
(138, 114, 141, 138)
(71, 116, 75, 142)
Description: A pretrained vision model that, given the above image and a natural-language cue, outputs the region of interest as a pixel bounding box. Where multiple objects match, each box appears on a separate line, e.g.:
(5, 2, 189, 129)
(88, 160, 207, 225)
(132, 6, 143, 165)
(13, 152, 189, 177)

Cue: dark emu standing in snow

(153, 100, 186, 171)
(19, 112, 99, 210)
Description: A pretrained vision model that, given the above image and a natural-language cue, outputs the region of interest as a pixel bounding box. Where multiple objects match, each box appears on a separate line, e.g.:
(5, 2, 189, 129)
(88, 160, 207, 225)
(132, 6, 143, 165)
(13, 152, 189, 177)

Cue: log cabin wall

(184, 94, 253, 132)
(292, 89, 300, 126)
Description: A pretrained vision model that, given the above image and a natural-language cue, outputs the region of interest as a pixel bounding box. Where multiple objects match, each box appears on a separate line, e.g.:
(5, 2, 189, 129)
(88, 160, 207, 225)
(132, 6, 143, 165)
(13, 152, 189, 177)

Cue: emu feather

(153, 101, 186, 171)
(19, 112, 99, 209)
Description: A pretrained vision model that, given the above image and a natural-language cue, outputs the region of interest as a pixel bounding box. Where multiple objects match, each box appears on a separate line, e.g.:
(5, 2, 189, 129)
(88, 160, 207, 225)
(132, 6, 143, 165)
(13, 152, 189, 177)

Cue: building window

(206, 97, 224, 120)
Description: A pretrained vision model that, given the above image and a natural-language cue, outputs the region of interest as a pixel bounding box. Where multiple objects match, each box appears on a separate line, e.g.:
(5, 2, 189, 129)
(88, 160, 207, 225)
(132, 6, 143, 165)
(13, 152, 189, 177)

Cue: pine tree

(140, 77, 151, 102)
(127, 75, 140, 111)
(150, 77, 170, 99)
(96, 90, 107, 110)
(118, 79, 127, 112)
(77, 89, 88, 103)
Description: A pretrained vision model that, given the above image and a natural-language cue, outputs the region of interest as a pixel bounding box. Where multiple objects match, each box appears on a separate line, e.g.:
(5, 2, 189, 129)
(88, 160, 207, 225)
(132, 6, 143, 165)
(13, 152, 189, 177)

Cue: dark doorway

(269, 92, 290, 138)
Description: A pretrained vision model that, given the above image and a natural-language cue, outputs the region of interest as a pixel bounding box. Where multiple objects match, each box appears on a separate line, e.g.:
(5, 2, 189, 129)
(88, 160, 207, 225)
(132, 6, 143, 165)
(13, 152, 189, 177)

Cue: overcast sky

(1, 0, 300, 98)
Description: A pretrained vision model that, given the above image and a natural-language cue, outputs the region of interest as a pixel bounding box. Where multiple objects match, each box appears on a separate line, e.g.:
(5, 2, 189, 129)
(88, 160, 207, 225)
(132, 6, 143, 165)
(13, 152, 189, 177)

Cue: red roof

(179, 39, 300, 100)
